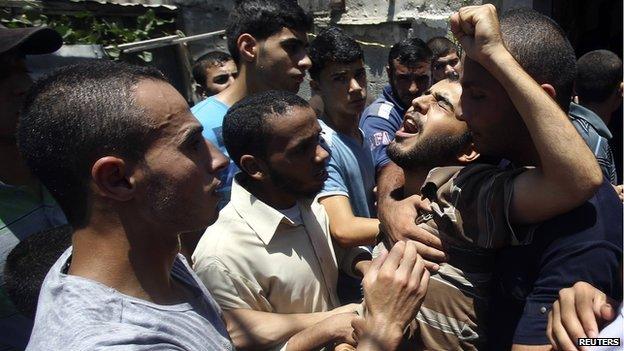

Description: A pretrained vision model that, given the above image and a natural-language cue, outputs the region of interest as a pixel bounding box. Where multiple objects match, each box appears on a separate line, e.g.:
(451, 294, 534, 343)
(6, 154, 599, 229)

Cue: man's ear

(310, 79, 321, 94)
(238, 33, 258, 63)
(618, 82, 623, 98)
(91, 156, 135, 201)
(457, 143, 480, 164)
(239, 155, 268, 181)
(540, 83, 557, 100)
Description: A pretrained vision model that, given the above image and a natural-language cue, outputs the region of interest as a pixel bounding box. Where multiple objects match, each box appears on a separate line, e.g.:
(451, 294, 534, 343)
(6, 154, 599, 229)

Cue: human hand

(362, 241, 430, 346)
(378, 194, 445, 269)
(547, 281, 618, 351)
(334, 343, 356, 351)
(449, 4, 506, 65)
(325, 313, 359, 346)
(355, 260, 372, 276)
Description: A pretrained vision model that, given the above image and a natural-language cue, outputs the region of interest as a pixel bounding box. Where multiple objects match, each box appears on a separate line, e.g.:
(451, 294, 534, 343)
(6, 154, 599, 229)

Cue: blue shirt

(191, 96, 238, 208)
(359, 85, 406, 171)
(569, 102, 617, 184)
(318, 120, 376, 218)
(488, 179, 623, 348)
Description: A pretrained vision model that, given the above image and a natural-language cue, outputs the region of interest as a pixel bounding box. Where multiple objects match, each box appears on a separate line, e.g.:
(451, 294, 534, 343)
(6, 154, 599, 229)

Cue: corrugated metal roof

(76, 0, 177, 10)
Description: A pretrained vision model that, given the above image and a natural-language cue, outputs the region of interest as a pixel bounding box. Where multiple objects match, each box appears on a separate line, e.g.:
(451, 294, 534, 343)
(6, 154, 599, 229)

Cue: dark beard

(387, 131, 472, 171)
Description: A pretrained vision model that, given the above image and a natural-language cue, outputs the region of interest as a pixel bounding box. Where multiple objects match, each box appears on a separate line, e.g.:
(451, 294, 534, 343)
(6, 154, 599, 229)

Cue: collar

(230, 177, 304, 245)
(569, 102, 613, 139)
(381, 84, 406, 113)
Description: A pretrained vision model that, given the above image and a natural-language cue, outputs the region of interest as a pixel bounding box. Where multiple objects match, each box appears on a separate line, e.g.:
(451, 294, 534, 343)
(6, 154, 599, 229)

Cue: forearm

(286, 320, 341, 351)
(376, 162, 405, 207)
(330, 216, 379, 247)
(356, 321, 404, 351)
(484, 49, 602, 197)
(224, 309, 333, 350)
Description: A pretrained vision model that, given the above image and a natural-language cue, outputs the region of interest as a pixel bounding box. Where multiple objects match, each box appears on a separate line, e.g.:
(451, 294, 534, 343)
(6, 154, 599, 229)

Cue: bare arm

(451, 5, 603, 225)
(319, 195, 379, 247)
(286, 313, 358, 351)
(376, 162, 445, 267)
(223, 305, 359, 350)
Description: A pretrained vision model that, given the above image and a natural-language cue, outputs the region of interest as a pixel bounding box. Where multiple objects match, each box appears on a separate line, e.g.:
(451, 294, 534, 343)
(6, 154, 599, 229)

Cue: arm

(224, 304, 360, 350)
(286, 313, 358, 351)
(546, 282, 618, 351)
(376, 162, 446, 267)
(451, 5, 603, 225)
(319, 195, 379, 247)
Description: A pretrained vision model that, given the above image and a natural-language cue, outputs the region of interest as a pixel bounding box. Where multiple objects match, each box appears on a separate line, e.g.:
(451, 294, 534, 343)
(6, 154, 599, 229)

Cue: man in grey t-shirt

(18, 60, 233, 350)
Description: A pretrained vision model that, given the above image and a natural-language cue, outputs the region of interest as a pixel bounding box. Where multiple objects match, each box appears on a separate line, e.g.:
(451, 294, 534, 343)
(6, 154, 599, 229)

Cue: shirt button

(540, 306, 547, 314)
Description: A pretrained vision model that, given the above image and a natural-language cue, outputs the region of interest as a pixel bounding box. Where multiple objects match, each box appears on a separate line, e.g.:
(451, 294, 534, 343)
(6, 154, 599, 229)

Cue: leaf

(138, 51, 153, 63)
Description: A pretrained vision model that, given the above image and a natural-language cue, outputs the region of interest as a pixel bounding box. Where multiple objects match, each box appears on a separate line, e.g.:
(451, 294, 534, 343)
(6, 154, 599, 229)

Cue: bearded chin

(387, 132, 472, 171)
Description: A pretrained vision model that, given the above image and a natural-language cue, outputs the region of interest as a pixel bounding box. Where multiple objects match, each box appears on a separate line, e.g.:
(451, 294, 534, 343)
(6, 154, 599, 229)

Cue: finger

(458, 8, 476, 36)
(403, 226, 444, 250)
(413, 241, 447, 262)
(423, 259, 440, 272)
(552, 300, 579, 351)
(380, 241, 406, 272)
(547, 311, 557, 350)
(409, 252, 426, 288)
(418, 198, 432, 212)
(557, 289, 588, 346)
(599, 303, 617, 328)
(418, 266, 430, 297)
(449, 13, 462, 37)
(396, 241, 418, 279)
(574, 287, 601, 338)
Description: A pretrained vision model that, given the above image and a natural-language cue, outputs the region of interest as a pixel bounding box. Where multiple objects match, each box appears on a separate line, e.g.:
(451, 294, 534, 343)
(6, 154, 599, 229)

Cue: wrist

(360, 317, 404, 350)
(479, 46, 517, 75)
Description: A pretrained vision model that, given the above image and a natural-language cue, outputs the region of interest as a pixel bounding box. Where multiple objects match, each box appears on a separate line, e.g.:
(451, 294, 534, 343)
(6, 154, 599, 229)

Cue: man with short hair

(193, 91, 420, 350)
(309, 27, 378, 249)
(426, 36, 462, 83)
(191, 0, 313, 209)
(0, 23, 65, 349)
(192, 51, 238, 98)
(359, 37, 432, 174)
(21, 60, 235, 350)
(570, 49, 622, 185)
(377, 5, 622, 350)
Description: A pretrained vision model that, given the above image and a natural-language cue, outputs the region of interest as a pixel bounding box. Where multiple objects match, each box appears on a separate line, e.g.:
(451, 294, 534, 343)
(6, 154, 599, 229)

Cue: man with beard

(359, 38, 432, 174)
(193, 91, 427, 350)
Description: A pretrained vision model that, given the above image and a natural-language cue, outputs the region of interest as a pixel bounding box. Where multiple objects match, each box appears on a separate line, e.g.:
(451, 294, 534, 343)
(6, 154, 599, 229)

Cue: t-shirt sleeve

(512, 242, 622, 345)
(319, 152, 349, 198)
(451, 164, 537, 249)
(194, 258, 270, 311)
(361, 113, 398, 171)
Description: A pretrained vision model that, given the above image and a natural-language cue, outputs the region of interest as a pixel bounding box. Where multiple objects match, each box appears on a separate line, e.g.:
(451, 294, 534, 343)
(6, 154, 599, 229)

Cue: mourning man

(426, 36, 463, 83)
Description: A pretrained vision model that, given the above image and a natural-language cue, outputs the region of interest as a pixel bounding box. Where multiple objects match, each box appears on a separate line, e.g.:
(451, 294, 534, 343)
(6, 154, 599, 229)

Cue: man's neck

(214, 64, 267, 107)
(69, 213, 184, 305)
(403, 168, 431, 197)
(0, 141, 35, 186)
(322, 110, 361, 141)
(242, 177, 297, 210)
(581, 101, 613, 125)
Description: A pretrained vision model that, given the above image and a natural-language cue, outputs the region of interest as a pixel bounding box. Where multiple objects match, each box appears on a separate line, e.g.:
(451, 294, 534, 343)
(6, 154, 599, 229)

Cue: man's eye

(214, 75, 229, 84)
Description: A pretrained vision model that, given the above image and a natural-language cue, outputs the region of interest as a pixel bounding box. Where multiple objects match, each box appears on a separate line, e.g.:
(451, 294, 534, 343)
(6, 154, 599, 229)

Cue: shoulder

(191, 97, 228, 120)
(362, 99, 398, 121)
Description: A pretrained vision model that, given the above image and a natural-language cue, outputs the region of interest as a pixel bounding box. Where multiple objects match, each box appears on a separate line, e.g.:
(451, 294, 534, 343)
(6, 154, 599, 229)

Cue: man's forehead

(461, 58, 496, 89)
(393, 60, 431, 72)
(325, 60, 364, 73)
(272, 27, 308, 43)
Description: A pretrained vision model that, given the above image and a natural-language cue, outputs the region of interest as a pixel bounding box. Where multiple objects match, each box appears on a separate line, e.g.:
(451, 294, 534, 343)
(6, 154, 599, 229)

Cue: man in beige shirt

(193, 91, 371, 351)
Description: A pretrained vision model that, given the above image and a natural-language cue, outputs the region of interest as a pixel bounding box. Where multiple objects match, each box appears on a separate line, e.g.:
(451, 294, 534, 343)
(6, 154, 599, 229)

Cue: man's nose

(315, 144, 329, 163)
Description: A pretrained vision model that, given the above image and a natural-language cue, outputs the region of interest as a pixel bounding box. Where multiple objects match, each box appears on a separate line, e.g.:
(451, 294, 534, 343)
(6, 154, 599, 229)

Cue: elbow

(331, 228, 356, 248)
(571, 167, 604, 203)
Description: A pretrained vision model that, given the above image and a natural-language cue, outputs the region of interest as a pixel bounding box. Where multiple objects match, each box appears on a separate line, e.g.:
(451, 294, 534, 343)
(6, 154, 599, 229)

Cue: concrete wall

(175, 0, 484, 102)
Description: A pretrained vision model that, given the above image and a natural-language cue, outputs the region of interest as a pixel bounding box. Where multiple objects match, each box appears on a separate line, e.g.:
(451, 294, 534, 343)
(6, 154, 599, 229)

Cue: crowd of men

(0, 0, 622, 350)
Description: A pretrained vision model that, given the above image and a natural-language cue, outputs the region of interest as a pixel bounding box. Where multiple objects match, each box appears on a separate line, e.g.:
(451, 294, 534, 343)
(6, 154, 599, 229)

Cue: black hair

(226, 0, 313, 65)
(426, 36, 459, 59)
(576, 50, 623, 103)
(4, 225, 72, 319)
(500, 8, 577, 111)
(17, 60, 167, 227)
(387, 37, 432, 69)
(192, 51, 233, 88)
(308, 26, 364, 81)
(223, 90, 309, 174)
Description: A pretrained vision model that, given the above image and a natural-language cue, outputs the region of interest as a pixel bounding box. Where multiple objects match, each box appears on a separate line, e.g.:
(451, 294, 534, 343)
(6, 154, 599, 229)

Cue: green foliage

(0, 4, 175, 63)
